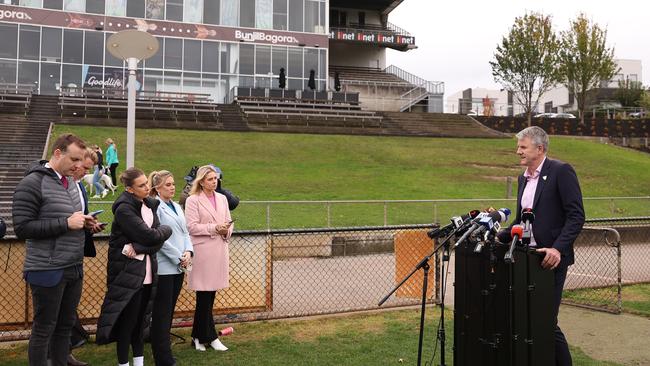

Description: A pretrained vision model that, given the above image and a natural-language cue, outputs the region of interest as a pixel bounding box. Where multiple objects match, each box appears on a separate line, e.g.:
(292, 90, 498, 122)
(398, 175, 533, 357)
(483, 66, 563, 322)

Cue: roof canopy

(330, 0, 404, 15)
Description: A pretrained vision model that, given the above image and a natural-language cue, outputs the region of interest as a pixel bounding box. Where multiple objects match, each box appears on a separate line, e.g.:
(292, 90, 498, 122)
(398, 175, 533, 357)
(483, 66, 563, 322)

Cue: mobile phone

(227, 218, 237, 224)
(89, 210, 104, 217)
(99, 222, 108, 228)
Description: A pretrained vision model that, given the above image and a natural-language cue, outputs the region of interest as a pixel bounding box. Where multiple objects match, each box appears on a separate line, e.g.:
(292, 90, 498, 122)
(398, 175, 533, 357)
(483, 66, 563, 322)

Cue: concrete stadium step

(380, 112, 508, 138)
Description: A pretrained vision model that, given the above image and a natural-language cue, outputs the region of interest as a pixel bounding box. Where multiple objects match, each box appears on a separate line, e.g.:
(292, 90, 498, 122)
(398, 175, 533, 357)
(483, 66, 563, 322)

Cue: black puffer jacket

(96, 192, 172, 345)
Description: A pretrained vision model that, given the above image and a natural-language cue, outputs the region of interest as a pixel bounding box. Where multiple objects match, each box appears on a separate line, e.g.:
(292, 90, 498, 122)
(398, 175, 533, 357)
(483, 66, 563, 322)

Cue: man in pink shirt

(502, 126, 585, 366)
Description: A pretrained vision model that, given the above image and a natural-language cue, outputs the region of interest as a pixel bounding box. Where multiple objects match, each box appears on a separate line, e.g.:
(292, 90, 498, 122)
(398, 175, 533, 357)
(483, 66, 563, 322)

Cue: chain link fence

(0, 225, 441, 341)
(1, 201, 649, 340)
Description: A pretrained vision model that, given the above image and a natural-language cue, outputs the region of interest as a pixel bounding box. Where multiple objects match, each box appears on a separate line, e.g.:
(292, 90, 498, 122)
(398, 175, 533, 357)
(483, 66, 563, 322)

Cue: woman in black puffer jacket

(96, 168, 172, 366)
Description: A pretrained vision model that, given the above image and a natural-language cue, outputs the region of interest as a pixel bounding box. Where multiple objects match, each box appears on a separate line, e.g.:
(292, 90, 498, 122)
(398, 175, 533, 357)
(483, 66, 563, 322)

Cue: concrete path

(559, 305, 650, 366)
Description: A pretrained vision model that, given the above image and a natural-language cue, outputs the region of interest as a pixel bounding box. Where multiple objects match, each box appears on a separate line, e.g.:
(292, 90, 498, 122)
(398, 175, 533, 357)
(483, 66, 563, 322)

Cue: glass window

(19, 26, 40, 61)
(41, 27, 62, 62)
(203, 0, 219, 25)
(163, 70, 182, 91)
(201, 73, 221, 102)
(19, 0, 42, 6)
(143, 69, 162, 91)
(63, 30, 83, 64)
(287, 78, 301, 90)
(304, 48, 317, 80)
(0, 60, 17, 84)
(106, 0, 126, 16)
(184, 0, 203, 23)
(86, 0, 105, 14)
(318, 48, 326, 79)
(17, 61, 39, 88)
(255, 45, 270, 75)
(104, 33, 124, 67)
(127, 0, 145, 17)
(146, 0, 165, 19)
(144, 36, 163, 68)
(239, 44, 254, 75)
(272, 0, 287, 30)
(84, 31, 104, 65)
(40, 63, 61, 94)
(239, 75, 253, 87)
(43, 0, 62, 8)
(202, 41, 219, 72)
(287, 47, 301, 78)
(304, 0, 318, 33)
(255, 0, 271, 29)
(166, 0, 183, 21)
(319, 1, 324, 33)
(182, 72, 201, 93)
(255, 75, 270, 88)
(64, 0, 85, 11)
(221, 0, 238, 26)
(164, 38, 182, 69)
(288, 0, 303, 32)
(0, 23, 18, 59)
(62, 64, 82, 89)
(220, 43, 237, 74)
(271, 46, 286, 75)
(239, 0, 254, 28)
(183, 39, 201, 72)
(2, 0, 20, 4)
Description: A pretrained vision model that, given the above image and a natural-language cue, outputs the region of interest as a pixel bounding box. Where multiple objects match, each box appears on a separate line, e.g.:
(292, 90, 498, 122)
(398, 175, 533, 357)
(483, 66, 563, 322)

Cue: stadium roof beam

(330, 0, 404, 15)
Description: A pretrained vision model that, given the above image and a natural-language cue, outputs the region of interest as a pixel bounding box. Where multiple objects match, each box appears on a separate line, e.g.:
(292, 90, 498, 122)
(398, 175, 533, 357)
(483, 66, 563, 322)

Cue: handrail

(386, 22, 412, 36)
(383, 65, 444, 95)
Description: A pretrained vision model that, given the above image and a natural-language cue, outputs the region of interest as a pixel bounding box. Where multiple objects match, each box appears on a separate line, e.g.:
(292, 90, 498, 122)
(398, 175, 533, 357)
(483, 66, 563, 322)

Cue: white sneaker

(101, 189, 108, 198)
(91, 195, 100, 199)
(193, 338, 206, 351)
(210, 338, 228, 351)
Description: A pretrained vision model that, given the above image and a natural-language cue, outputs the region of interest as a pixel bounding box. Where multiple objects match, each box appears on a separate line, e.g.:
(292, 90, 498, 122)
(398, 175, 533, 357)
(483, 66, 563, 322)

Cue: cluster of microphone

(428, 207, 536, 261)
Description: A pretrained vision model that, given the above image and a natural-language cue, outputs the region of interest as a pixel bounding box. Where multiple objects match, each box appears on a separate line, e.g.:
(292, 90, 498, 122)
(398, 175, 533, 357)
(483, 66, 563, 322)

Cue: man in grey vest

(12, 134, 97, 366)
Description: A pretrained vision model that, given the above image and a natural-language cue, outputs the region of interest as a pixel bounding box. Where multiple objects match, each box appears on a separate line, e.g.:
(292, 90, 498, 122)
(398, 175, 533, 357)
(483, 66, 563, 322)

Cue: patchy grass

(564, 283, 650, 317)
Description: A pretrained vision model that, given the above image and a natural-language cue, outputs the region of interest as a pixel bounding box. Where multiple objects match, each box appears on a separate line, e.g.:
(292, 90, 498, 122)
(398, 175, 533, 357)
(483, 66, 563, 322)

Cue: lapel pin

(542, 175, 547, 181)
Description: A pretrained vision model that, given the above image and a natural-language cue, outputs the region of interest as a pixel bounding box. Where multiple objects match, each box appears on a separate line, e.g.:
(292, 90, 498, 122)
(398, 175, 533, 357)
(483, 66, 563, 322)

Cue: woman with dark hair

(91, 145, 107, 198)
(148, 170, 193, 365)
(96, 168, 172, 366)
(185, 165, 233, 351)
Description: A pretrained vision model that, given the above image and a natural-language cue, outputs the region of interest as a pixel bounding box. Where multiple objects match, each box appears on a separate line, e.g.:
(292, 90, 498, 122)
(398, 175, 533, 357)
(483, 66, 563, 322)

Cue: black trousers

(28, 265, 83, 366)
(109, 163, 119, 186)
(191, 291, 218, 344)
(116, 285, 152, 364)
(151, 273, 184, 366)
(553, 266, 572, 366)
(70, 312, 89, 349)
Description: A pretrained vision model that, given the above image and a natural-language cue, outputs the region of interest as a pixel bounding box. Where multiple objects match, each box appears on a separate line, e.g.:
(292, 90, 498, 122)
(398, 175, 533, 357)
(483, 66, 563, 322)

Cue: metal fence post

(327, 202, 331, 228)
(384, 202, 388, 226)
(266, 204, 271, 231)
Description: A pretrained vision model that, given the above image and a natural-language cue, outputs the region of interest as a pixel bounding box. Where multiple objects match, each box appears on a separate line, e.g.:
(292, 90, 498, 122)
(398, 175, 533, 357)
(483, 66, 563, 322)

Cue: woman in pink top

(184, 165, 233, 351)
(96, 168, 172, 366)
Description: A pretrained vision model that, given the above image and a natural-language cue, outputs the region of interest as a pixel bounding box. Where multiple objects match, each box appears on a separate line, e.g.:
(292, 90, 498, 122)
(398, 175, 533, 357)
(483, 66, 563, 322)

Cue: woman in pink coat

(184, 165, 233, 352)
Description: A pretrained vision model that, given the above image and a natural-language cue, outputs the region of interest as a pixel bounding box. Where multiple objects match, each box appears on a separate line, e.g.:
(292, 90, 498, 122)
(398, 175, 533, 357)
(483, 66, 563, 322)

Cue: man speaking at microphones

(500, 126, 585, 366)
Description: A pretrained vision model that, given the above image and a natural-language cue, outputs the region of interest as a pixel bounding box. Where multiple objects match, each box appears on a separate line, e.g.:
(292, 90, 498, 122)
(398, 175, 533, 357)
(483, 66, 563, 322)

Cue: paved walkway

(560, 306, 650, 366)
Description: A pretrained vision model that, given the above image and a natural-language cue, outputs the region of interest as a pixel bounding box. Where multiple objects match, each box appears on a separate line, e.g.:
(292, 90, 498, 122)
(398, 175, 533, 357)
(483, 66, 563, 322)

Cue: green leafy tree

(639, 90, 650, 113)
(558, 14, 618, 124)
(490, 12, 560, 126)
(614, 79, 644, 108)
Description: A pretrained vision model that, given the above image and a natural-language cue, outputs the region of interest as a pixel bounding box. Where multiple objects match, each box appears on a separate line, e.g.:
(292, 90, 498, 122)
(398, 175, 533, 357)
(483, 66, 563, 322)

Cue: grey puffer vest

(12, 162, 84, 272)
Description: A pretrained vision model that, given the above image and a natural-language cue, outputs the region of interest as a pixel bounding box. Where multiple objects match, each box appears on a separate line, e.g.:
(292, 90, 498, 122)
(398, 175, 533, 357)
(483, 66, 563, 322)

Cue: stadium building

(0, 0, 443, 110)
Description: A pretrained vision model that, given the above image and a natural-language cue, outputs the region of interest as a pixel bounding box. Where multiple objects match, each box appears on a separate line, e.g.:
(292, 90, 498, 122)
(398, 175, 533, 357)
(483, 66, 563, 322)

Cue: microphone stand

(378, 230, 455, 366)
(522, 222, 533, 366)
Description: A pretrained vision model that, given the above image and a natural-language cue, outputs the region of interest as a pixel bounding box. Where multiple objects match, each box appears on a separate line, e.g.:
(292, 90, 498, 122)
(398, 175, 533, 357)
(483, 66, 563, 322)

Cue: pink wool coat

(184, 191, 233, 291)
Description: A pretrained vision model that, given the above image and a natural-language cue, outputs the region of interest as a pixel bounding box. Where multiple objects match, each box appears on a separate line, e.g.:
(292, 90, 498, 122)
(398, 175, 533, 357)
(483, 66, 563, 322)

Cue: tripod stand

(379, 231, 454, 366)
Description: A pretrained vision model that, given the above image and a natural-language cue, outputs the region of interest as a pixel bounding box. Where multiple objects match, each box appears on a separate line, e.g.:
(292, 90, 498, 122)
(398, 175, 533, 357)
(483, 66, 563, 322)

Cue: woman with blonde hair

(148, 170, 193, 365)
(184, 165, 233, 351)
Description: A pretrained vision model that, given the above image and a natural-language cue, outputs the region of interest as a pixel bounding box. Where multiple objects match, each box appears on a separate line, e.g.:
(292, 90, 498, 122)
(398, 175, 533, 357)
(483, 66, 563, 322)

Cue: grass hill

(54, 125, 650, 228)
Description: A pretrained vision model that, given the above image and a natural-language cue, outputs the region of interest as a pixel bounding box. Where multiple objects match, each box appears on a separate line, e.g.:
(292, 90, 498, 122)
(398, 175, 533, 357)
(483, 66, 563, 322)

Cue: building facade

(0, 0, 329, 102)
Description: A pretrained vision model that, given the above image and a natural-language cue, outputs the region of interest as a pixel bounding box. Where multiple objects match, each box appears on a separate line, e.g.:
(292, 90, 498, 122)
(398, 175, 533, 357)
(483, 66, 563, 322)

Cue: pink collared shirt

(520, 157, 546, 246)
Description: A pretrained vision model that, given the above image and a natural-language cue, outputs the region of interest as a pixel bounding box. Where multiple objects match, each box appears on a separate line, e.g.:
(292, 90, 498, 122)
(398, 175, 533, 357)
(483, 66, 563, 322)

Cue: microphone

(504, 225, 523, 263)
(521, 208, 535, 245)
(427, 210, 480, 238)
(454, 208, 510, 247)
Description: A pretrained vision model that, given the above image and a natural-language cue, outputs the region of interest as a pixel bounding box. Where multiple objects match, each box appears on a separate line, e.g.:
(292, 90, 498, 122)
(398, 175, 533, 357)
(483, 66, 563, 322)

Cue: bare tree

(558, 13, 618, 124)
(490, 13, 560, 126)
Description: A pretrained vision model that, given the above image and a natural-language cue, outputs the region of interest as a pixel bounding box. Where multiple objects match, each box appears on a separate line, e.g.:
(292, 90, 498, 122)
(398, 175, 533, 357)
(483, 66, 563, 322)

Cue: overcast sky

(386, 0, 648, 102)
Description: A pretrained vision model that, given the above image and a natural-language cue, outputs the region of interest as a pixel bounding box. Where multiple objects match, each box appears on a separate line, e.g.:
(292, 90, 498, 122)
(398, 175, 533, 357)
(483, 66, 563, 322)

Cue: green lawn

(0, 308, 623, 366)
(53, 126, 650, 229)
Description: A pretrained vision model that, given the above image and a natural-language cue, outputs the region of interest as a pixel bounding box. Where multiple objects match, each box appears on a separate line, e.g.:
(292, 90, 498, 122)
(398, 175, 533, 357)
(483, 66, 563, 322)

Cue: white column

(126, 57, 138, 168)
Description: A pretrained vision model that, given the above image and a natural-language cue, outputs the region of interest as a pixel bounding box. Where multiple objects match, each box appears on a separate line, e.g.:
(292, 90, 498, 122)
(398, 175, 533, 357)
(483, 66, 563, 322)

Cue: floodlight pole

(126, 57, 138, 168)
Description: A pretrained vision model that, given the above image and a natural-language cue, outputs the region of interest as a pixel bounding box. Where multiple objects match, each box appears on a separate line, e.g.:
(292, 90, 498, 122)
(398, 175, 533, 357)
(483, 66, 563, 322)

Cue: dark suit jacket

(507, 158, 585, 268)
(78, 182, 96, 257)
